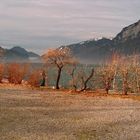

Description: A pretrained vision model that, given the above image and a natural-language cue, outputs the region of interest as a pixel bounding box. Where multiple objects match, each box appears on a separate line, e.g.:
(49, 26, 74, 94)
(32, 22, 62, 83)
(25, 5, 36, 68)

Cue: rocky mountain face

(114, 20, 140, 42)
(63, 20, 140, 64)
(113, 20, 140, 55)
(0, 46, 41, 62)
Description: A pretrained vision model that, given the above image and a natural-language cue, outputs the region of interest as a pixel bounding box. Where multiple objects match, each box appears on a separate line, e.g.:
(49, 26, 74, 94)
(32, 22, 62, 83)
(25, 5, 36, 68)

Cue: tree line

(0, 47, 140, 95)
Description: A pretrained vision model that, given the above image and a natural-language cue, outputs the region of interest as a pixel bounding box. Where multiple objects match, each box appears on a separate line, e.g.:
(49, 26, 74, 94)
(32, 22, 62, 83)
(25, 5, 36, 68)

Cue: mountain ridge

(60, 20, 140, 64)
(0, 46, 41, 62)
(1, 20, 140, 64)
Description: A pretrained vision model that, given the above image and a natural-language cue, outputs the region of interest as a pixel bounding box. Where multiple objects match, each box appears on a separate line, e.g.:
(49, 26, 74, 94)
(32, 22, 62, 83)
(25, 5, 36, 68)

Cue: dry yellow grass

(0, 88, 140, 140)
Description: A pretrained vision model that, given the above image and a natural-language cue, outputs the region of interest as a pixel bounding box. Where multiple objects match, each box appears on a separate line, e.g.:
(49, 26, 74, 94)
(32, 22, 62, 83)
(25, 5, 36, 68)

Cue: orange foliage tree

(28, 70, 42, 87)
(7, 63, 28, 84)
(42, 47, 77, 89)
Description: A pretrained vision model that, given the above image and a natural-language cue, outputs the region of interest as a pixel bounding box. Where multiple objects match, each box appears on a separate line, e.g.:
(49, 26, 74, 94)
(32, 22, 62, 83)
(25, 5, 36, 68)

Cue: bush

(28, 70, 42, 87)
(0, 64, 5, 83)
(7, 63, 28, 84)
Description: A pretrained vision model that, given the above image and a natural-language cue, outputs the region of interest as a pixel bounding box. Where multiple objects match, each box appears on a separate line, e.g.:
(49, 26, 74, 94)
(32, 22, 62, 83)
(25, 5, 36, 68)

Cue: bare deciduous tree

(79, 68, 94, 92)
(70, 66, 95, 92)
(66, 64, 78, 91)
(120, 66, 129, 95)
(99, 65, 115, 94)
(129, 55, 140, 93)
(111, 53, 120, 91)
(119, 57, 131, 95)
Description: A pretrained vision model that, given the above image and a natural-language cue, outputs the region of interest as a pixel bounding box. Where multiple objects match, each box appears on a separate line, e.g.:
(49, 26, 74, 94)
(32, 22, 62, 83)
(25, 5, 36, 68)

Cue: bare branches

(66, 64, 78, 91)
(99, 65, 115, 94)
(80, 68, 94, 92)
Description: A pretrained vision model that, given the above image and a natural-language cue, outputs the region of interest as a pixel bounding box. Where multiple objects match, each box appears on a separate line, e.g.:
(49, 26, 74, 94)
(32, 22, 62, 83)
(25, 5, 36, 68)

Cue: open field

(0, 88, 140, 140)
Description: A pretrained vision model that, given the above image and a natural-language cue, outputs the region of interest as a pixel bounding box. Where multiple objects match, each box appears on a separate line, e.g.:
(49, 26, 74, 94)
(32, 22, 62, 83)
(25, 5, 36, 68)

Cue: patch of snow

(79, 41, 85, 45)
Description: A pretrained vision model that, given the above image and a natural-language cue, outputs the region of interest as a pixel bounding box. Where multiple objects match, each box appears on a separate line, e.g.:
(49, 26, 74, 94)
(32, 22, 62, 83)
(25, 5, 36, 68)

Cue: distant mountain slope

(65, 38, 113, 63)
(0, 46, 41, 62)
(114, 20, 140, 42)
(113, 20, 140, 55)
(61, 20, 140, 64)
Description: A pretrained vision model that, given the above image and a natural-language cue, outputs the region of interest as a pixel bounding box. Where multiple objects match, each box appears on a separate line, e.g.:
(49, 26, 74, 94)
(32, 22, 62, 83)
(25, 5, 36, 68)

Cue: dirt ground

(0, 88, 140, 140)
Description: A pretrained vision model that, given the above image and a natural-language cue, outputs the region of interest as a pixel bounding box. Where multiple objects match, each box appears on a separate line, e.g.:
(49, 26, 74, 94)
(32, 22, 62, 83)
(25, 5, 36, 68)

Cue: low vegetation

(7, 63, 29, 84)
(0, 64, 4, 83)
(28, 69, 42, 87)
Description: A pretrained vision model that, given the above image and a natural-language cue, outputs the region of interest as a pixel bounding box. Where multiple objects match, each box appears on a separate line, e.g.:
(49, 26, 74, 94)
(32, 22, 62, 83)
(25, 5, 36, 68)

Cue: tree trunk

(40, 70, 46, 86)
(56, 67, 62, 89)
(112, 69, 117, 91)
(105, 81, 110, 94)
(123, 87, 128, 95)
(70, 66, 77, 91)
(40, 77, 46, 86)
(123, 80, 128, 95)
(80, 68, 94, 92)
(105, 88, 109, 94)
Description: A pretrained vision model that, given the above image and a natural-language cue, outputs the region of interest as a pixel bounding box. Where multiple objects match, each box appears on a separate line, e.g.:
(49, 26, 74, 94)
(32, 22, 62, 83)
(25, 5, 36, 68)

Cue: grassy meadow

(0, 87, 140, 140)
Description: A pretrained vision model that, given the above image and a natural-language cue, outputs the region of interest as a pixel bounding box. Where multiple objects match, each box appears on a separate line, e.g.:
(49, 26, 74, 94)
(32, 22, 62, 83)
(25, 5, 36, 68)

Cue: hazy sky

(0, 0, 140, 54)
